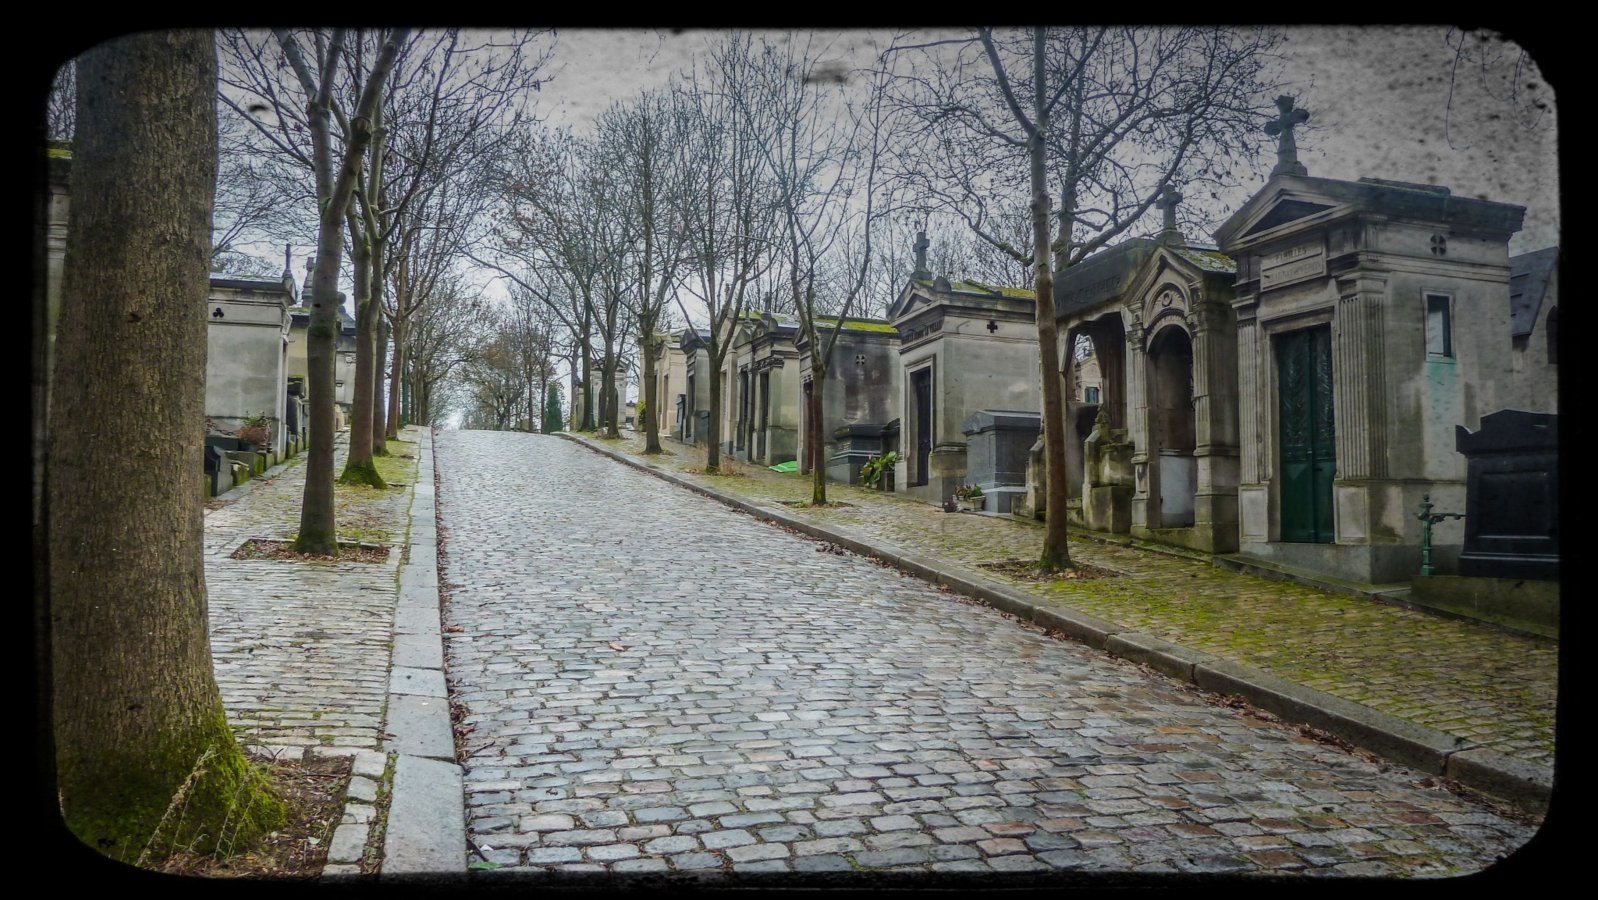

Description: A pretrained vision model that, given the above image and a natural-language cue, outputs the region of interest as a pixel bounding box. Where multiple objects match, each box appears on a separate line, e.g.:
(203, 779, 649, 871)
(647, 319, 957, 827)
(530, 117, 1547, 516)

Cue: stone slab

(381, 755, 466, 880)
(393, 631, 444, 670)
(1194, 658, 1459, 775)
(391, 666, 447, 698)
(385, 692, 455, 760)
(1031, 605, 1123, 650)
(399, 563, 439, 587)
(1444, 748, 1553, 815)
(1104, 632, 1214, 682)
(393, 603, 440, 635)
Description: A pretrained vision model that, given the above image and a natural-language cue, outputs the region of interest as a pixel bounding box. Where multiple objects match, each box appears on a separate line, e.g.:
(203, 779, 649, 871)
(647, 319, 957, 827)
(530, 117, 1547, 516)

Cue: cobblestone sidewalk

(204, 431, 420, 754)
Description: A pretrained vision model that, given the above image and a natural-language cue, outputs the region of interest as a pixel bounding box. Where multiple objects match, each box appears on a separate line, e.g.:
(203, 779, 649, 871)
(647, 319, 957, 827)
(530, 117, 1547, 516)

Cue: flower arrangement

(237, 412, 271, 446)
(859, 451, 899, 487)
(953, 483, 984, 501)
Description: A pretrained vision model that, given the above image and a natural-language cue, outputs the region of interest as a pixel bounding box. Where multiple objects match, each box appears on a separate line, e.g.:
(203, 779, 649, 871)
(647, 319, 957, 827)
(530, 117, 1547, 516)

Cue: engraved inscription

(1261, 257, 1326, 288)
(1264, 240, 1322, 268)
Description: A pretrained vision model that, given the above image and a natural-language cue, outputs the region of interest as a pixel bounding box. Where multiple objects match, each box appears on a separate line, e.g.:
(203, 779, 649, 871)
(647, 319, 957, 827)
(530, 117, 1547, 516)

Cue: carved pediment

(1243, 199, 1335, 236)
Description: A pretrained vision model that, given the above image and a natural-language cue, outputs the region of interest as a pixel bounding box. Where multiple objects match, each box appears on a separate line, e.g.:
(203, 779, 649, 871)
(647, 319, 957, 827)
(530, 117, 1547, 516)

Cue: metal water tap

(1416, 493, 1464, 576)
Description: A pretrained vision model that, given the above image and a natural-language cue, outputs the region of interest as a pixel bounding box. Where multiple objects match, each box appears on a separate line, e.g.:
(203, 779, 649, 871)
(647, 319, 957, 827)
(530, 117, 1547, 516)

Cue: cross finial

(1264, 95, 1310, 177)
(1154, 183, 1185, 246)
(912, 230, 932, 280)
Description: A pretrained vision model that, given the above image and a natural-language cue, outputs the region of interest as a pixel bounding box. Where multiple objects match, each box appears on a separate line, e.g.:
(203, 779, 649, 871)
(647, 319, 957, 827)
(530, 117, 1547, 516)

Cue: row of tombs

(44, 151, 366, 500)
(646, 155, 1558, 618)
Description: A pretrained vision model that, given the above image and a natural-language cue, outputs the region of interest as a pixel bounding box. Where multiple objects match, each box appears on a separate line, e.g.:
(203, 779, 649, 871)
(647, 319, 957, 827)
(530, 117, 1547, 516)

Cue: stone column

(1060, 341, 1084, 505)
(1125, 316, 1151, 530)
(1330, 272, 1389, 553)
(1234, 299, 1268, 545)
(1187, 294, 1240, 552)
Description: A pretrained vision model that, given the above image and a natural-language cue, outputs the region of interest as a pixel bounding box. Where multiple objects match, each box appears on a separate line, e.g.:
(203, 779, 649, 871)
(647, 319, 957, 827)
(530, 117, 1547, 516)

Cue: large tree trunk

(809, 358, 827, 505)
(601, 326, 619, 439)
(49, 30, 284, 862)
(1031, 30, 1072, 571)
(385, 255, 408, 440)
(339, 215, 384, 487)
(372, 316, 388, 455)
(641, 330, 661, 453)
(579, 319, 596, 431)
(705, 342, 725, 473)
(386, 314, 405, 439)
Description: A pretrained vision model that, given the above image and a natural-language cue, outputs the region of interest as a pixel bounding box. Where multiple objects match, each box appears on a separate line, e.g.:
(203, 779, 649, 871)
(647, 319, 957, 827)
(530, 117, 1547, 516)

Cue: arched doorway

(1148, 323, 1196, 528)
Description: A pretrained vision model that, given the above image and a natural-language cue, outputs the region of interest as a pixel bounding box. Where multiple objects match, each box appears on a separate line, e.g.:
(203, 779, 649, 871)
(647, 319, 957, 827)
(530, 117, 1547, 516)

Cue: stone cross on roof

(912, 230, 932, 280)
(1264, 95, 1309, 177)
(1154, 183, 1185, 246)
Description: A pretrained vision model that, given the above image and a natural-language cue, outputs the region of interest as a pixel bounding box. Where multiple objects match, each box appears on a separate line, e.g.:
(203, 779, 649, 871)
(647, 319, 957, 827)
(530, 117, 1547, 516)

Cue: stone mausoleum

(206, 268, 297, 461)
(1214, 98, 1532, 586)
(889, 234, 1040, 507)
(1053, 184, 1242, 552)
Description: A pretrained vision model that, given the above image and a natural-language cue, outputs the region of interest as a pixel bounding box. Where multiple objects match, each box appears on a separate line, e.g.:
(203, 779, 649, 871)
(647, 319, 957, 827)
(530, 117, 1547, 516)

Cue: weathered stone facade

(646, 329, 692, 442)
(726, 312, 801, 466)
(1508, 246, 1559, 413)
(207, 274, 296, 460)
(1215, 174, 1527, 585)
(1053, 232, 1242, 553)
(889, 276, 1039, 506)
(794, 317, 901, 485)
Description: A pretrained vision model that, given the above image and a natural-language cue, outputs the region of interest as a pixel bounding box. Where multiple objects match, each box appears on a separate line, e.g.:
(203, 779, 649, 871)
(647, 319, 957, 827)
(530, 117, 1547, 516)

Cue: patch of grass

(232, 538, 390, 564)
(158, 752, 349, 879)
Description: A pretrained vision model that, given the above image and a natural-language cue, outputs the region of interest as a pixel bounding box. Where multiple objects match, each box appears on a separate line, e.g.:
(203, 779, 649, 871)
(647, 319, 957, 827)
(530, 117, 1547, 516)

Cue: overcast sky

(537, 26, 1558, 254)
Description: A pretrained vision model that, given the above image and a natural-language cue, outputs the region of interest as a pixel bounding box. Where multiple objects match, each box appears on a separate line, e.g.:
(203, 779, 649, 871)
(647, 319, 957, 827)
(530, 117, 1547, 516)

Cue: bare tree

(672, 35, 783, 473)
(48, 30, 286, 863)
(218, 27, 409, 554)
(595, 90, 693, 451)
(336, 30, 550, 483)
(890, 26, 1281, 570)
(46, 58, 75, 141)
(733, 33, 899, 504)
(476, 128, 613, 433)
(406, 269, 489, 426)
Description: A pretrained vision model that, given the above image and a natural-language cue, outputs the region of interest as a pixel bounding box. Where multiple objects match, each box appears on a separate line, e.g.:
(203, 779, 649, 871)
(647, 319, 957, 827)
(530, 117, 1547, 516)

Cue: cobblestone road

(437, 431, 1537, 878)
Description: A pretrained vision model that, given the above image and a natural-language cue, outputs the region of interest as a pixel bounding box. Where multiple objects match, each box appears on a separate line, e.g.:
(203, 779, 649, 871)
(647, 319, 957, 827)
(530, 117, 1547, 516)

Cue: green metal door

(1277, 326, 1335, 542)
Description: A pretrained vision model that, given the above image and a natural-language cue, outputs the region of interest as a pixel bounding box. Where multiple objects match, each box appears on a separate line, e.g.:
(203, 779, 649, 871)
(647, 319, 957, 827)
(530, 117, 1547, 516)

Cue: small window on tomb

(1084, 386, 1101, 404)
(1425, 293, 1452, 359)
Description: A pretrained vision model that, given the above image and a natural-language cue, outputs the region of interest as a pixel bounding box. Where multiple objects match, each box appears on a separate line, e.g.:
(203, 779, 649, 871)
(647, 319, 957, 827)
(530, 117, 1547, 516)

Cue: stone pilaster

(1333, 273, 1389, 480)
(1125, 317, 1151, 529)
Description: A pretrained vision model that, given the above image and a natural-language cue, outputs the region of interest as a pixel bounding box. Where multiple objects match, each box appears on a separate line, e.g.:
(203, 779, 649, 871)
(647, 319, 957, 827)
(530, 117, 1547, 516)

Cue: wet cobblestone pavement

(436, 431, 1538, 878)
(599, 433, 1557, 766)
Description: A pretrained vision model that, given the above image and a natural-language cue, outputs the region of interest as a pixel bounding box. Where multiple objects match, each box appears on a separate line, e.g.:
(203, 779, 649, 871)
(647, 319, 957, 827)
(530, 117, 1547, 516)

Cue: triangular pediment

(1243, 199, 1334, 236)
(1214, 176, 1347, 250)
(889, 278, 932, 322)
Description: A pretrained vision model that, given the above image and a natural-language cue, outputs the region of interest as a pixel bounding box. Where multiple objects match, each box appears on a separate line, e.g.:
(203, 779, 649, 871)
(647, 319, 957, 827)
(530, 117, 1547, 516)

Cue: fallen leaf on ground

(608, 642, 628, 651)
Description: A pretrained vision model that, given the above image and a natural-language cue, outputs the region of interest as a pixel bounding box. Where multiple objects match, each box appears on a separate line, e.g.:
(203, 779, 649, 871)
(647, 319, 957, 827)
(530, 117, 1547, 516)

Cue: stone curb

(377, 427, 466, 880)
(560, 433, 1553, 817)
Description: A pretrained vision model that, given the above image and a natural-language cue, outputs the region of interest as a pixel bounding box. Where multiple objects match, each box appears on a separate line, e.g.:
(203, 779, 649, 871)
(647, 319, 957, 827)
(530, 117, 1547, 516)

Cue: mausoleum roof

(1509, 246, 1558, 338)
(911, 277, 1034, 300)
(1215, 174, 1526, 249)
(1169, 247, 1236, 274)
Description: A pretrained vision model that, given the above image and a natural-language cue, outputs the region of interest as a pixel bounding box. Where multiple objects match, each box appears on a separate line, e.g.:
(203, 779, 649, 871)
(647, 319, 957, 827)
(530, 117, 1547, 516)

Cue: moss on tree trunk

(48, 30, 285, 865)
